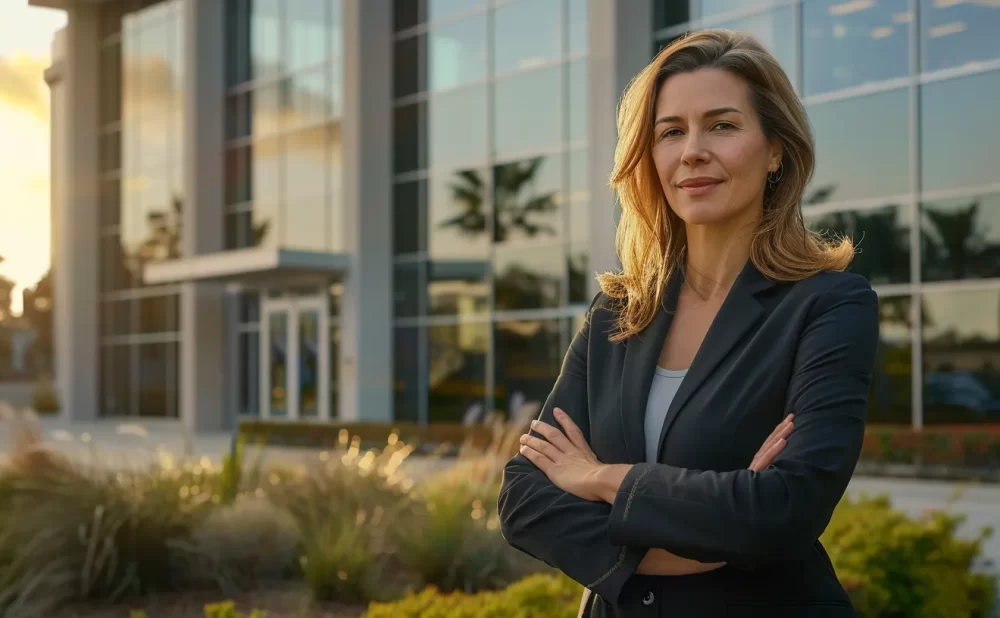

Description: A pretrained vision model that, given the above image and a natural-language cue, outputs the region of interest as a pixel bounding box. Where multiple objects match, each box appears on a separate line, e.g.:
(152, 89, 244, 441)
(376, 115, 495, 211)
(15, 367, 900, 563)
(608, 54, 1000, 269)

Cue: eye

(660, 127, 683, 139)
(713, 121, 736, 131)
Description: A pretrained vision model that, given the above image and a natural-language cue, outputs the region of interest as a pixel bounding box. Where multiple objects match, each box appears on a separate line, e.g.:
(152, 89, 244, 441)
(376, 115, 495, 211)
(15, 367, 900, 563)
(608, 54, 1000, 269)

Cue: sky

(0, 1, 66, 314)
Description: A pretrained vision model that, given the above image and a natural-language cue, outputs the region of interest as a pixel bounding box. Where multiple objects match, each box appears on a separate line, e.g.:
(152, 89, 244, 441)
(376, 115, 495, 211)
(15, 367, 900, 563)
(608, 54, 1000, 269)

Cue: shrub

(361, 571, 582, 618)
(0, 409, 216, 615)
(860, 425, 1000, 472)
(820, 493, 997, 618)
(181, 496, 301, 591)
(31, 377, 59, 414)
(393, 454, 540, 594)
(263, 437, 415, 603)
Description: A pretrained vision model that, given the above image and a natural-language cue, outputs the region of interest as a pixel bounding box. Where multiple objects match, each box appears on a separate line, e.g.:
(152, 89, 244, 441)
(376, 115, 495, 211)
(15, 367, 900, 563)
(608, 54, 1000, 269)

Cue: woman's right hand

(635, 413, 795, 576)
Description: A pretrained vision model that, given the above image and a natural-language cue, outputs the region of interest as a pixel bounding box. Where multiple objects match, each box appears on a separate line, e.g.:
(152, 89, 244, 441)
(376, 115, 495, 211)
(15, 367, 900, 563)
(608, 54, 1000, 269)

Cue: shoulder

(780, 270, 879, 331)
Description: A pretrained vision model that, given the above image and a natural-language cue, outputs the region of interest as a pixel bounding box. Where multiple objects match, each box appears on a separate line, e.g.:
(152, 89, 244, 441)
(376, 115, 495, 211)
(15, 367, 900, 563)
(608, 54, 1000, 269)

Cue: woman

(497, 30, 879, 617)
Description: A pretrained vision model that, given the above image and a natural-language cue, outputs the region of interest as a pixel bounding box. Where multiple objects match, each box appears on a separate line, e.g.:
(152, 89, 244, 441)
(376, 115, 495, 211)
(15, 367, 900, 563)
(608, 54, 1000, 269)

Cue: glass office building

(41, 0, 999, 431)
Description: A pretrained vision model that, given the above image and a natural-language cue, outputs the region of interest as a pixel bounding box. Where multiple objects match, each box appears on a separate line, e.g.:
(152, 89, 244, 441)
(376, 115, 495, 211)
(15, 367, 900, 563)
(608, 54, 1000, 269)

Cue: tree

(0, 254, 13, 322)
(21, 269, 53, 374)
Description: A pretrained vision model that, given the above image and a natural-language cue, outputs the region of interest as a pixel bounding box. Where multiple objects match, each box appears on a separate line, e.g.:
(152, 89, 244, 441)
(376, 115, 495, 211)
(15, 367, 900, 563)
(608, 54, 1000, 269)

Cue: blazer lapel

(654, 259, 775, 461)
(619, 272, 682, 464)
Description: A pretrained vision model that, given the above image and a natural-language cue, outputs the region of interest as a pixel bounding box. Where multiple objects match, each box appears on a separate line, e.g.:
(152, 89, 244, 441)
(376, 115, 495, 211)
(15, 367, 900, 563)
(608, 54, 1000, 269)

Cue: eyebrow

(654, 107, 744, 125)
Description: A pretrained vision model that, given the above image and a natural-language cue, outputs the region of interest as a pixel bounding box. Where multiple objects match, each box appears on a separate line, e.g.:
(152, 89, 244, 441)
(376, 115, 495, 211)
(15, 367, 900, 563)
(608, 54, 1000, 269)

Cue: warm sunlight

(0, 2, 66, 314)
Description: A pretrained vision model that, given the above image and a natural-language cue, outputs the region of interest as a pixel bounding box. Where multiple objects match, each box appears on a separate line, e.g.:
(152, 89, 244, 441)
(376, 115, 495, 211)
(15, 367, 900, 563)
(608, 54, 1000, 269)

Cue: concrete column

(49, 7, 100, 421)
(338, 0, 393, 422)
(179, 0, 228, 432)
(587, 0, 654, 299)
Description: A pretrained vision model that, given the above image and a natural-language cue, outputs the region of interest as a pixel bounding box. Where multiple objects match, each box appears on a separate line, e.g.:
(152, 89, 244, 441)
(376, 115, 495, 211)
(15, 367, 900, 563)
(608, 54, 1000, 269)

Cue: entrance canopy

(143, 247, 350, 289)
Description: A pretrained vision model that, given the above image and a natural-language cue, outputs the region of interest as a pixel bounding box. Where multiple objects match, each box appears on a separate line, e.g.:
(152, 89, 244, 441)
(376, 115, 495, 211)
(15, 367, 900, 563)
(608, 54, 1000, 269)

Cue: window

(428, 322, 489, 422)
(921, 192, 1000, 282)
(921, 0, 1000, 73)
(920, 71, 1000, 193)
(807, 88, 911, 203)
(922, 290, 1000, 424)
(803, 0, 910, 95)
(804, 205, 911, 285)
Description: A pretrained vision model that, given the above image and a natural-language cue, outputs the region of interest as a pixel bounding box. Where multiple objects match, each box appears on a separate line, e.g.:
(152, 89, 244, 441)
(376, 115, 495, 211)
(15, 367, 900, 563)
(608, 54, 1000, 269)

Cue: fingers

(749, 437, 787, 473)
(519, 444, 553, 472)
(760, 413, 794, 453)
(528, 417, 575, 455)
(750, 414, 794, 472)
(520, 433, 562, 461)
(553, 408, 596, 460)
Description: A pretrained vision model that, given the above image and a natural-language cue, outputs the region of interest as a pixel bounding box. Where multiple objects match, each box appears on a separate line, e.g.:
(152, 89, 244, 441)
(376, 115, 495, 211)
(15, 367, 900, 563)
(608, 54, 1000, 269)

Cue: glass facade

(97, 0, 184, 417)
(654, 0, 1000, 426)
(392, 0, 590, 424)
(89, 0, 998, 428)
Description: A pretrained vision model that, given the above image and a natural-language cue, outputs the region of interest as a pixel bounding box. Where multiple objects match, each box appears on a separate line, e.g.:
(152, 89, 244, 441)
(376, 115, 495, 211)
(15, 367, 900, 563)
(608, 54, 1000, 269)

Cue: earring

(767, 162, 783, 189)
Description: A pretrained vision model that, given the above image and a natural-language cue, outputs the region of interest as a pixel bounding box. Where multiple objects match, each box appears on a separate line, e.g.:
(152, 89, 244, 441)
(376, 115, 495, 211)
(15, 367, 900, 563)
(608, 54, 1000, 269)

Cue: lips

(677, 177, 723, 195)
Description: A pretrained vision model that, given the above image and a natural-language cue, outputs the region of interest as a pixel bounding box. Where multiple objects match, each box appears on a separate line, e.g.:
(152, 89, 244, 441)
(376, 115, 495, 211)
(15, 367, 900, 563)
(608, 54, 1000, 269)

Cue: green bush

(393, 455, 540, 593)
(821, 493, 997, 618)
(361, 571, 582, 618)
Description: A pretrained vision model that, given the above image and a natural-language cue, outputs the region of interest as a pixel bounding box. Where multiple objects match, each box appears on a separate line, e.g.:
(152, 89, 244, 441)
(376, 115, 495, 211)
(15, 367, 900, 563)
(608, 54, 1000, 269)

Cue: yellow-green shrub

(361, 572, 582, 618)
(821, 493, 996, 618)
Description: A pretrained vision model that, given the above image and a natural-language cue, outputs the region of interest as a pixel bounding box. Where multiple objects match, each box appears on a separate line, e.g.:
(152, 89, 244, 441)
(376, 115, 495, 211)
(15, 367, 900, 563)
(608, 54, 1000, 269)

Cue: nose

(680, 131, 711, 167)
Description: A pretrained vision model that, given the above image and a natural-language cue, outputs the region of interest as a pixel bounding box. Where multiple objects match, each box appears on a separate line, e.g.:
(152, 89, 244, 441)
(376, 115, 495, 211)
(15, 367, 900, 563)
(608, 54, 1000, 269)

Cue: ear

(767, 138, 784, 173)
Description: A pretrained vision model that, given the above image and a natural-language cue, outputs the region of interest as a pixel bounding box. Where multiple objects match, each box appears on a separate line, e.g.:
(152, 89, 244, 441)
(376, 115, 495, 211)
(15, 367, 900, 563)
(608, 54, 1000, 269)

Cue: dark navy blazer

(498, 260, 879, 617)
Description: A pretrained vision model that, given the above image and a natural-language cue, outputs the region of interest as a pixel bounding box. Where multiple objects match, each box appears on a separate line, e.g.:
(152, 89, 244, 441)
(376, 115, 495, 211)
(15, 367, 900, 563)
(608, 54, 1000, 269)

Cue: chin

(672, 202, 737, 227)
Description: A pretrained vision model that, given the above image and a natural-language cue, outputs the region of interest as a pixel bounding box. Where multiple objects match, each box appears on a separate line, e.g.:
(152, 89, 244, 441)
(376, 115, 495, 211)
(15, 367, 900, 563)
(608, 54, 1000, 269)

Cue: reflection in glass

(494, 0, 561, 74)
(921, 193, 1000, 282)
(921, 0, 1000, 72)
(568, 0, 588, 55)
(428, 322, 489, 423)
(394, 262, 422, 317)
(568, 244, 591, 304)
(494, 67, 562, 157)
(430, 14, 487, 91)
(429, 85, 488, 169)
(394, 102, 425, 173)
(101, 344, 132, 416)
(715, 6, 796, 82)
(804, 205, 911, 285)
(252, 84, 282, 137)
(803, 0, 909, 95)
(137, 342, 170, 417)
(268, 311, 288, 417)
(493, 155, 563, 244)
(428, 260, 489, 317)
(699, 0, 775, 19)
(654, 0, 690, 30)
(429, 169, 489, 258)
(225, 146, 250, 205)
(139, 294, 177, 334)
(285, 197, 328, 251)
(298, 309, 320, 418)
(252, 136, 281, 202)
(569, 60, 587, 143)
(922, 290, 1000, 424)
(285, 126, 329, 200)
(283, 69, 328, 130)
(394, 326, 421, 423)
(251, 0, 282, 78)
(429, 0, 484, 23)
(239, 330, 260, 416)
(868, 295, 912, 424)
(395, 34, 424, 98)
(807, 88, 910, 203)
(394, 179, 426, 255)
(286, 0, 327, 70)
(494, 245, 564, 311)
(253, 202, 278, 249)
(494, 319, 563, 420)
(921, 72, 1000, 192)
(101, 234, 133, 291)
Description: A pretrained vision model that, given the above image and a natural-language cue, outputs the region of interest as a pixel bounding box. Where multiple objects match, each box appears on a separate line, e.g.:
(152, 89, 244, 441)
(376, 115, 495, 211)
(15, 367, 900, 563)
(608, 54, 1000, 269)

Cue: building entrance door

(260, 295, 330, 420)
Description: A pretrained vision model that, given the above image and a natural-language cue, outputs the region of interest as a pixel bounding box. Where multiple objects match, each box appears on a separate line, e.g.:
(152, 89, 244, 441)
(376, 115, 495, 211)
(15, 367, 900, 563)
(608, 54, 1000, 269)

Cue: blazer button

(642, 590, 655, 606)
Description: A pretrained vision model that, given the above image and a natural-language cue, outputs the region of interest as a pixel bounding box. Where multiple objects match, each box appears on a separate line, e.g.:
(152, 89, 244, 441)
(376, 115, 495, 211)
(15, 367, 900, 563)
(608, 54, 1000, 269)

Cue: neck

(682, 218, 755, 299)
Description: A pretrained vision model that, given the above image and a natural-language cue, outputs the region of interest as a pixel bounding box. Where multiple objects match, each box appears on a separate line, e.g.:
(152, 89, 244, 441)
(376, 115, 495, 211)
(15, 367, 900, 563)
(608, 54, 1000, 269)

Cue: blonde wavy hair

(597, 29, 854, 343)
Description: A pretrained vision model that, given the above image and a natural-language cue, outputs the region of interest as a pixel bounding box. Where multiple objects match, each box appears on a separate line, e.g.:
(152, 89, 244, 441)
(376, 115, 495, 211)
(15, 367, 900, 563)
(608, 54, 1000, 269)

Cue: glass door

(260, 295, 330, 420)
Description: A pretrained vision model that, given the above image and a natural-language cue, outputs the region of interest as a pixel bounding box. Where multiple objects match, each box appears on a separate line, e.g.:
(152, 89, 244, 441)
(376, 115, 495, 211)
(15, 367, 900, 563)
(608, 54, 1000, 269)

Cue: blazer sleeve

(605, 275, 880, 570)
(498, 294, 646, 605)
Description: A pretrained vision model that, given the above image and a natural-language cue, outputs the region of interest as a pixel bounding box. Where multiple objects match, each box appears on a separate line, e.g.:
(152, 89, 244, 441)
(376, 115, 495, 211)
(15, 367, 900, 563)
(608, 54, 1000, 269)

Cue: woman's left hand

(519, 408, 611, 502)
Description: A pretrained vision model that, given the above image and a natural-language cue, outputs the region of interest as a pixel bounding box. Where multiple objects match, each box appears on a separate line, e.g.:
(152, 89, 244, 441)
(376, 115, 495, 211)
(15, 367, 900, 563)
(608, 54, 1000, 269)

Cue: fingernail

(530, 420, 538, 428)
(520, 445, 527, 453)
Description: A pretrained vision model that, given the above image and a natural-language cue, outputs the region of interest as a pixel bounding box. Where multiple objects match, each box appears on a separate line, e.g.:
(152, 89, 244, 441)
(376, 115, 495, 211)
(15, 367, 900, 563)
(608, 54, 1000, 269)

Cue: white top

(644, 366, 688, 463)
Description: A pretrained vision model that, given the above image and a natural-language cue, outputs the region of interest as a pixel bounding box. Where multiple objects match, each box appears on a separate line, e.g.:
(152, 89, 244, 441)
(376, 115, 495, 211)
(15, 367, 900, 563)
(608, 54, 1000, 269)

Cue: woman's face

(651, 68, 781, 229)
